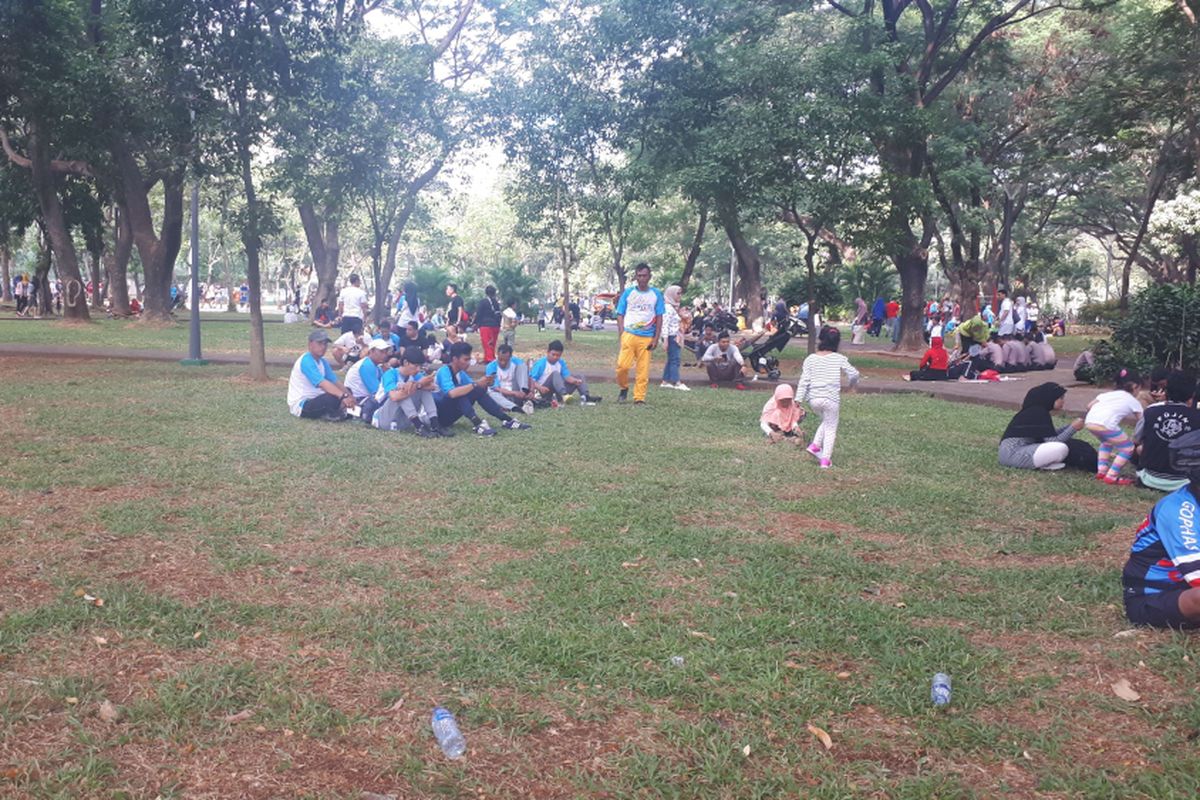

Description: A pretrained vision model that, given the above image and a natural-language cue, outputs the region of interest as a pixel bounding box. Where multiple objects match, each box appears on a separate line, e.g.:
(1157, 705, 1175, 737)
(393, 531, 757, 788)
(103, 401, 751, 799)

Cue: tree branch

(0, 127, 95, 178)
(431, 0, 475, 60)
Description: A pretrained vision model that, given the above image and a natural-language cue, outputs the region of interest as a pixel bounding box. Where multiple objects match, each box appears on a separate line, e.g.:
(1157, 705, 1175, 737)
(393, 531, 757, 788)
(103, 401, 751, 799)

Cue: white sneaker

(522, 400, 535, 415)
(659, 381, 675, 389)
(675, 382, 691, 392)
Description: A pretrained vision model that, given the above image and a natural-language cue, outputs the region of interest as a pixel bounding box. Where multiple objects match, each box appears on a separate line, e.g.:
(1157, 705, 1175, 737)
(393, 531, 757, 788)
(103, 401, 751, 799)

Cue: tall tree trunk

(89, 250, 102, 308)
(112, 138, 183, 322)
(105, 204, 132, 315)
(26, 121, 89, 320)
(239, 142, 268, 381)
(715, 199, 764, 330)
(678, 204, 707, 292)
(0, 244, 11, 302)
(34, 229, 52, 316)
(561, 257, 572, 343)
(804, 228, 819, 354)
(1119, 154, 1171, 310)
(893, 249, 930, 351)
(297, 203, 340, 319)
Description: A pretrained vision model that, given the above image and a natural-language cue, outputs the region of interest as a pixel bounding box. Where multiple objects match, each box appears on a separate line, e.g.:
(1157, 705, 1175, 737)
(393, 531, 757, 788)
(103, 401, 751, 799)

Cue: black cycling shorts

(1125, 590, 1200, 630)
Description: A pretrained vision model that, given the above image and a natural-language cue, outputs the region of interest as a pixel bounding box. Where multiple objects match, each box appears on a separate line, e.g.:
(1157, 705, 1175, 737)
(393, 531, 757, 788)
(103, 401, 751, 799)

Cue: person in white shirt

(1015, 295, 1029, 335)
(797, 326, 860, 469)
(996, 288, 1015, 336)
(500, 299, 520, 349)
(485, 344, 534, 413)
(701, 331, 748, 390)
(287, 330, 358, 421)
(336, 273, 369, 336)
(330, 330, 363, 368)
(1084, 368, 1145, 485)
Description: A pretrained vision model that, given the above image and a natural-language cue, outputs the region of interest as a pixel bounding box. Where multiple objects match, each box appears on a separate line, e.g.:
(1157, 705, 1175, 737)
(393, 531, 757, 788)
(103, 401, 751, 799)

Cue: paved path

(0, 342, 1101, 414)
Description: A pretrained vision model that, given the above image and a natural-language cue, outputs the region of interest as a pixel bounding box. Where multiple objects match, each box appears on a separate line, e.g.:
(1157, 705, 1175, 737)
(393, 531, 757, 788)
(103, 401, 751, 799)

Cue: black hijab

(1001, 382, 1067, 441)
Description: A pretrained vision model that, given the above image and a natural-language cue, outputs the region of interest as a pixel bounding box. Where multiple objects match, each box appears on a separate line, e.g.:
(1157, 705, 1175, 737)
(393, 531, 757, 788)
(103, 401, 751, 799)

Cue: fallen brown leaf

(222, 708, 255, 724)
(1111, 678, 1141, 702)
(807, 724, 833, 750)
(98, 700, 120, 723)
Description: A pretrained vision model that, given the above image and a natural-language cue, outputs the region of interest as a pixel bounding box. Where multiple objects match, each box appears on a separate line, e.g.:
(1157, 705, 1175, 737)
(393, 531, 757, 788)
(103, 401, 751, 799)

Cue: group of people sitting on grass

(904, 314, 1058, 382)
(992, 368, 1200, 630)
(287, 329, 598, 437)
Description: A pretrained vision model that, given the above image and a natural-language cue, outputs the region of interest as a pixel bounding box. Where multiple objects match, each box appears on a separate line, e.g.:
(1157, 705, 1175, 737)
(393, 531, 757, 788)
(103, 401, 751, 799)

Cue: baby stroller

(743, 316, 807, 380)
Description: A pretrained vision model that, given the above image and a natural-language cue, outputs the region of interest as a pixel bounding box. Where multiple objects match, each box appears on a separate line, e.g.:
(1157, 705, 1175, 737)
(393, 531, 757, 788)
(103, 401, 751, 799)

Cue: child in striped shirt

(797, 326, 860, 469)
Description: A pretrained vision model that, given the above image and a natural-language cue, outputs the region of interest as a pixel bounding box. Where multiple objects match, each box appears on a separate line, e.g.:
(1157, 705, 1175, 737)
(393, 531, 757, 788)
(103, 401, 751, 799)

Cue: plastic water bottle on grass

(931, 673, 951, 706)
(431, 707, 466, 758)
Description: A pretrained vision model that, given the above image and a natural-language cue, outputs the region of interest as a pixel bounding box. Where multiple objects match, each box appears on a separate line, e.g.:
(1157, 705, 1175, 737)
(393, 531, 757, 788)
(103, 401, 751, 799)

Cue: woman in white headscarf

(659, 284, 690, 391)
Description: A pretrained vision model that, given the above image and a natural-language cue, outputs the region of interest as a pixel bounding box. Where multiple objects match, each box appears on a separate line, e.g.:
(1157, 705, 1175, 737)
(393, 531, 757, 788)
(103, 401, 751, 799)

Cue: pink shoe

(819, 459, 832, 469)
(807, 443, 821, 457)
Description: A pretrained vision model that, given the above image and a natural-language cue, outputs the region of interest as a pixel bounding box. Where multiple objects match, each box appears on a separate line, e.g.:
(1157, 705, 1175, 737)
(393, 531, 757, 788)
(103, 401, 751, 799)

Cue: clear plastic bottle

(931, 673, 951, 706)
(431, 706, 466, 758)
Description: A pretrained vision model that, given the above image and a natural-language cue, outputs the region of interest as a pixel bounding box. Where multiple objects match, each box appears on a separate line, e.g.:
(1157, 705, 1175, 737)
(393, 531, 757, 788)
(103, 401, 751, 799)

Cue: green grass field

(0, 352, 1194, 799)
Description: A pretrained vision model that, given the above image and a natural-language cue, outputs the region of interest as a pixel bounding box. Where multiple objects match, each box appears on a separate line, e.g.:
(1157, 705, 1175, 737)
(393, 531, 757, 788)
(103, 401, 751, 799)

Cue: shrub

(1076, 298, 1123, 327)
(1091, 284, 1200, 383)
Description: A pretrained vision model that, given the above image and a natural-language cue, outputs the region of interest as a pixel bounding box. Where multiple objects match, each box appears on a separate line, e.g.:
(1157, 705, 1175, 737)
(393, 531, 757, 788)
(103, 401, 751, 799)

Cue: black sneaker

(432, 423, 454, 438)
(617, 388, 628, 403)
(323, 410, 350, 422)
(582, 395, 601, 405)
(502, 419, 531, 431)
(413, 424, 439, 439)
(634, 400, 646, 406)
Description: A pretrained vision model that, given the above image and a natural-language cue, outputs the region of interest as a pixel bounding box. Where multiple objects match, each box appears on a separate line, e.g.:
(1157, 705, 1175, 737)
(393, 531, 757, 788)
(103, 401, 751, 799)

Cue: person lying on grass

(287, 330, 358, 421)
(760, 384, 805, 445)
(1123, 467, 1200, 629)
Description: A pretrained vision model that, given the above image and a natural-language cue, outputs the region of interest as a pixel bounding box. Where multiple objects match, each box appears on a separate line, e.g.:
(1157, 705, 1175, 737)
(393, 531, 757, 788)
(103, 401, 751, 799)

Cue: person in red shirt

(884, 298, 900, 338)
(905, 336, 950, 381)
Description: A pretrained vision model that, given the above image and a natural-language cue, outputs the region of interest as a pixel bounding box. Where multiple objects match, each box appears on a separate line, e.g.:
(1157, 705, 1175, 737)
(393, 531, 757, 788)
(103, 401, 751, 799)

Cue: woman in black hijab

(999, 383, 1098, 472)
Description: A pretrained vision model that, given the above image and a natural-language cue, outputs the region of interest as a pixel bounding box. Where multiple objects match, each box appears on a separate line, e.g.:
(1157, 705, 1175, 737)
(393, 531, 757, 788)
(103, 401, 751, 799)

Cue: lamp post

(182, 106, 207, 366)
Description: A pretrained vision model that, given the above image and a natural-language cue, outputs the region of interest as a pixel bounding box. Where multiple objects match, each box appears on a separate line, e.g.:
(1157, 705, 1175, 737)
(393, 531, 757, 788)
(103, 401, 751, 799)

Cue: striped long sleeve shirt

(796, 352, 860, 404)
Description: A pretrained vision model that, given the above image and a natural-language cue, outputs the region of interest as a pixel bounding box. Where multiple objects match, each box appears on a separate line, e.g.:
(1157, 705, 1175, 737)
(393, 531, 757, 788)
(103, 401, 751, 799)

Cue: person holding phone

(434, 342, 531, 436)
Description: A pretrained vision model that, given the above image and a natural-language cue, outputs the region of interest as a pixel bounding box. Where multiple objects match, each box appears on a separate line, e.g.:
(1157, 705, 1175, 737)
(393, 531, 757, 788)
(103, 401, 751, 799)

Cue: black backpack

(1168, 429, 1200, 473)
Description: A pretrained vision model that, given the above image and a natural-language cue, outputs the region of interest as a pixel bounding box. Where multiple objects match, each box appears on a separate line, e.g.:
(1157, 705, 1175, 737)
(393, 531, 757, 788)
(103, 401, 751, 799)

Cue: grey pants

(501, 329, 516, 348)
(539, 371, 588, 398)
(374, 389, 438, 430)
(488, 361, 530, 410)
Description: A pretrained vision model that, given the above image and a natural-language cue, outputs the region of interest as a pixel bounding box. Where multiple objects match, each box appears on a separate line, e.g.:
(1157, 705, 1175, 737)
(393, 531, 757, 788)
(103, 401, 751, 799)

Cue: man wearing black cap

(375, 347, 446, 437)
(287, 330, 358, 420)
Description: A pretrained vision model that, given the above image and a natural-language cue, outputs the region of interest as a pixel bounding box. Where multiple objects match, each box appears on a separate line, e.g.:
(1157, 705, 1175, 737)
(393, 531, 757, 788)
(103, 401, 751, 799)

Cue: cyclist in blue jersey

(1122, 469, 1200, 628)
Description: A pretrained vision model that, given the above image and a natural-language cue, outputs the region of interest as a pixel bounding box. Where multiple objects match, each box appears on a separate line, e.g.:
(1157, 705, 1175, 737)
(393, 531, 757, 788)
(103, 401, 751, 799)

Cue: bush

(1091, 284, 1200, 383)
(1076, 298, 1123, 326)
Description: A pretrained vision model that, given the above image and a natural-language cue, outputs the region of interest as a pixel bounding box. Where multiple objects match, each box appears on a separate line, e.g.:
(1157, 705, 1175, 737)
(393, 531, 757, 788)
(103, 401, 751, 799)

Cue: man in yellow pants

(615, 263, 664, 405)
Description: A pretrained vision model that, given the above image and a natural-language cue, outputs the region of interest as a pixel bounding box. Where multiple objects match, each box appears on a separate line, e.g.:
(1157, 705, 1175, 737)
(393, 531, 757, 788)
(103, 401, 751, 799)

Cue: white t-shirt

(493, 360, 517, 391)
(540, 360, 562, 378)
(1085, 390, 1144, 431)
(997, 298, 1015, 335)
(333, 331, 358, 349)
(502, 306, 518, 330)
(338, 285, 368, 319)
(344, 358, 373, 400)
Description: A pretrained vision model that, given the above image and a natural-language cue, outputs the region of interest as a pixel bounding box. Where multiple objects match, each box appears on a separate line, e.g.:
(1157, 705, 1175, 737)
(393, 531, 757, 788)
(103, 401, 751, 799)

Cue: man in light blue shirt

(375, 346, 444, 437)
(614, 263, 663, 404)
(286, 330, 358, 420)
(435, 342, 531, 436)
(530, 340, 598, 406)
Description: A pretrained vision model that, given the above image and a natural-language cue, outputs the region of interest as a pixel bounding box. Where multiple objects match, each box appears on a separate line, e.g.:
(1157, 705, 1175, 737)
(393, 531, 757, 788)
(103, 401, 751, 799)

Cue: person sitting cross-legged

(904, 335, 950, 381)
(530, 339, 598, 406)
(485, 344, 535, 414)
(701, 331, 748, 390)
(344, 338, 391, 423)
(375, 346, 446, 437)
(287, 330, 358, 421)
(435, 341, 531, 436)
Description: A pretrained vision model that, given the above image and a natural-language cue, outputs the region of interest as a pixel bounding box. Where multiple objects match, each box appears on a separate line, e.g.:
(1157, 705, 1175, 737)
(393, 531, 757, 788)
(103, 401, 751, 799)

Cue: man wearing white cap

(287, 330, 358, 420)
(345, 338, 391, 424)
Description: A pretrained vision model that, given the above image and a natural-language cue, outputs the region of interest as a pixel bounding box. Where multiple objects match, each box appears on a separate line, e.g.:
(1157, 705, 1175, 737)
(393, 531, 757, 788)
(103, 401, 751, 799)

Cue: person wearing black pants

(434, 342, 531, 437)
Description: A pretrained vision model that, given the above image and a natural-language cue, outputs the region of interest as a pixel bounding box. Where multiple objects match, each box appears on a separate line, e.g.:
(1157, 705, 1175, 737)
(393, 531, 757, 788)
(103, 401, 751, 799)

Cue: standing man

(474, 285, 502, 363)
(337, 273, 369, 337)
(614, 262, 664, 405)
(445, 283, 466, 329)
(996, 288, 1014, 337)
(287, 330, 358, 421)
(500, 299, 519, 349)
